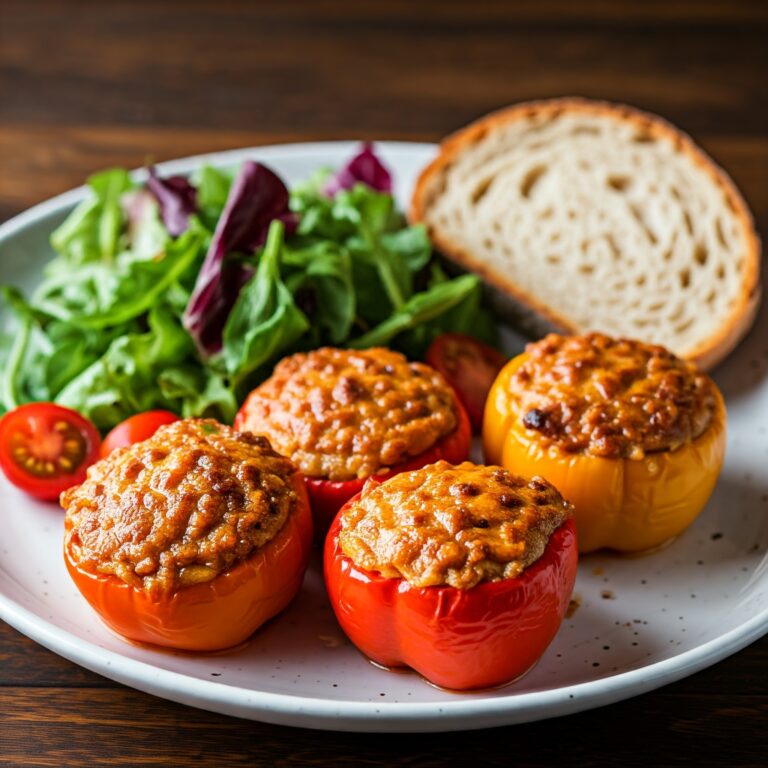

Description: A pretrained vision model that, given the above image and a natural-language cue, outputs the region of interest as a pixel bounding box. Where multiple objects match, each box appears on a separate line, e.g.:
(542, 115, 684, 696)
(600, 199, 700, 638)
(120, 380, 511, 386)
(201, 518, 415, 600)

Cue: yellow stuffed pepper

(483, 333, 726, 553)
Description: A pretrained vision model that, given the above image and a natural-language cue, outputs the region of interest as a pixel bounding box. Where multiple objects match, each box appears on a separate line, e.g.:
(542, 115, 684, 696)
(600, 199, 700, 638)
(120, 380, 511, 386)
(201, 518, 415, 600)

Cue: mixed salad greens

(0, 144, 494, 431)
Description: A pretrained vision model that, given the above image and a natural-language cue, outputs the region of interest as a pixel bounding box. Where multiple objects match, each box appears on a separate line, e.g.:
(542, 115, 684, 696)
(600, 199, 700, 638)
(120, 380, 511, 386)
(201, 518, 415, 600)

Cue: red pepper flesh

(324, 506, 577, 691)
(65, 474, 313, 651)
(302, 399, 472, 537)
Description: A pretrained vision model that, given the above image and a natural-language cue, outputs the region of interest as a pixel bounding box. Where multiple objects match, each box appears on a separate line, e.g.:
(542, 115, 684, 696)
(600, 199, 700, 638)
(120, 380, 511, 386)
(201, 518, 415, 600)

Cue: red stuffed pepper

(236, 347, 471, 536)
(62, 419, 312, 651)
(324, 461, 578, 691)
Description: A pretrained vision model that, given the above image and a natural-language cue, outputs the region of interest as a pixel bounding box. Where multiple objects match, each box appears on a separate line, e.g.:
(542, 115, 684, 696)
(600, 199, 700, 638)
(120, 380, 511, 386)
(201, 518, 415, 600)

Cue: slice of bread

(411, 98, 761, 370)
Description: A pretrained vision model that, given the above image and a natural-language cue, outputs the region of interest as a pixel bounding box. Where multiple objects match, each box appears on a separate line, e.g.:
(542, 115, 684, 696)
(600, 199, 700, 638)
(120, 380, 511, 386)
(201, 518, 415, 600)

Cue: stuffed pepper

(62, 419, 312, 651)
(484, 333, 727, 553)
(324, 460, 577, 691)
(236, 347, 471, 536)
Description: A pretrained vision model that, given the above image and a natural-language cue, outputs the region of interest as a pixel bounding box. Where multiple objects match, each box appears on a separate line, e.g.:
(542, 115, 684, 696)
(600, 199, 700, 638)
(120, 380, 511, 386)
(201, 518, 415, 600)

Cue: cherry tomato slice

(0, 403, 101, 501)
(101, 410, 179, 458)
(426, 333, 507, 433)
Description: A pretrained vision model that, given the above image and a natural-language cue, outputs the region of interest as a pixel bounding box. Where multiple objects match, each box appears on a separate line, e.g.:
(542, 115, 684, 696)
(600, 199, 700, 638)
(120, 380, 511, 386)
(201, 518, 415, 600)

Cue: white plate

(0, 142, 767, 733)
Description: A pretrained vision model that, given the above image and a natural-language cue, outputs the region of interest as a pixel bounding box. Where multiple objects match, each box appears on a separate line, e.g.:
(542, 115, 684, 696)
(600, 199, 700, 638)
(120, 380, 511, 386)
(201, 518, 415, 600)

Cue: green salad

(0, 144, 493, 431)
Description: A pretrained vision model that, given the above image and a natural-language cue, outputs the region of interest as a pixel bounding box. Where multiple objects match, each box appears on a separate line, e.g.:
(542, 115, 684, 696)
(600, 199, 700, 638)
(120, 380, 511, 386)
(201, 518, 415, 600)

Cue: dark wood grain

(0, 653, 767, 768)
(0, 1, 766, 765)
(0, 671, 766, 767)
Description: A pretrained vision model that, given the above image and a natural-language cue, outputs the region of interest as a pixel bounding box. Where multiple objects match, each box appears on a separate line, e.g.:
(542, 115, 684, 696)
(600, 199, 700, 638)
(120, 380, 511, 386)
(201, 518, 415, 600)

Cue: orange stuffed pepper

(324, 461, 577, 691)
(62, 419, 312, 651)
(484, 333, 726, 553)
(236, 347, 471, 536)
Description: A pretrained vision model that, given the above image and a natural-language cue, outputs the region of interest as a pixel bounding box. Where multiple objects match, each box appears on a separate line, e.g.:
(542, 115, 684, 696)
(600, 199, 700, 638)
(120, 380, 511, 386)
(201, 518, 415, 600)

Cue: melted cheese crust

(339, 461, 571, 589)
(238, 347, 458, 481)
(62, 420, 299, 597)
(509, 333, 716, 459)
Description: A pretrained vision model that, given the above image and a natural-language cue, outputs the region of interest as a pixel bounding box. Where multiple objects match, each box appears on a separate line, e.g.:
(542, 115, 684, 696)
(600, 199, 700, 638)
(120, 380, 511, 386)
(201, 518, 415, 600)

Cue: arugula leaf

(292, 183, 429, 322)
(394, 267, 497, 358)
(221, 221, 309, 387)
(282, 240, 355, 344)
(349, 274, 483, 350)
(380, 224, 432, 273)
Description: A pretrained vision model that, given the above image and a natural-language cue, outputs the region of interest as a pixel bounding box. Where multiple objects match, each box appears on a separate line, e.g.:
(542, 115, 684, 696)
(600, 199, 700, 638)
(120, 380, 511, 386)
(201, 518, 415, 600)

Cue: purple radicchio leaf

(183, 160, 298, 356)
(324, 142, 393, 197)
(146, 167, 198, 237)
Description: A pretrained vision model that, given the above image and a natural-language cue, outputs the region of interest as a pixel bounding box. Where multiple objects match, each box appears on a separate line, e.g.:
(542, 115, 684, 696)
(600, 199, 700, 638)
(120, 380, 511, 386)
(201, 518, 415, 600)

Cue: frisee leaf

(50, 169, 133, 266)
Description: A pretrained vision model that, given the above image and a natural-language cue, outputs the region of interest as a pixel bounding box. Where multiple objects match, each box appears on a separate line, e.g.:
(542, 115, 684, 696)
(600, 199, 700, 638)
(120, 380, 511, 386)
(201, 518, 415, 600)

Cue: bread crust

(410, 97, 762, 370)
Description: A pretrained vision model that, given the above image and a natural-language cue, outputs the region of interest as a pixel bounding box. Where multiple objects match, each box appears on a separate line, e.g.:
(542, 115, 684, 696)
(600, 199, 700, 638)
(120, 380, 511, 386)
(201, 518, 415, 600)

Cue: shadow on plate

(713, 266, 768, 399)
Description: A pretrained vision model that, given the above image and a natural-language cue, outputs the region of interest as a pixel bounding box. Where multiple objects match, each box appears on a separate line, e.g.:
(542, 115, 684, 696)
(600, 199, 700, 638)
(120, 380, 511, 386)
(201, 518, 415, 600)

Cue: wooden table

(1, 1, 766, 764)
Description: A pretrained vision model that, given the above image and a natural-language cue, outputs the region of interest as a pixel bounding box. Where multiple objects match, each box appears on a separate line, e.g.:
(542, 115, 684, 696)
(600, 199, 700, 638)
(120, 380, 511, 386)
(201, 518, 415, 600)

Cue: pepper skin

(288, 400, 471, 537)
(324, 498, 577, 691)
(483, 354, 727, 553)
(64, 475, 313, 651)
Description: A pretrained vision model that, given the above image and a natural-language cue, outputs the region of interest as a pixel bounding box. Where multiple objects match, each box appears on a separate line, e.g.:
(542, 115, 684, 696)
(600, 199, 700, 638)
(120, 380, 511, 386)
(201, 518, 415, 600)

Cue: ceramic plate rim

(0, 141, 766, 732)
(1, 580, 767, 731)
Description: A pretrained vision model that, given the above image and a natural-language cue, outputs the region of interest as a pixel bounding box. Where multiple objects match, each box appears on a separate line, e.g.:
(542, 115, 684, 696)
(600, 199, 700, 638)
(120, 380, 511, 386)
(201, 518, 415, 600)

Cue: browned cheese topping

(62, 419, 300, 597)
(238, 347, 458, 481)
(509, 333, 717, 459)
(339, 461, 571, 589)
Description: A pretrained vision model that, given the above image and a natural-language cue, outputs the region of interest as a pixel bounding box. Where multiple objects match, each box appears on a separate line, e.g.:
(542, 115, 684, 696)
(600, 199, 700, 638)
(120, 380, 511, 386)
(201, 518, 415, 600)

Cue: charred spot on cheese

(523, 408, 549, 431)
(339, 460, 572, 590)
(510, 333, 717, 459)
(451, 481, 481, 497)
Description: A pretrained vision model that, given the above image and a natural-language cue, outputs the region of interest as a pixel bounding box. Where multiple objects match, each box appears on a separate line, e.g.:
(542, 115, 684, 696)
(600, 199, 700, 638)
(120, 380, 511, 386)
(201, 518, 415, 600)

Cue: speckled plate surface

(0, 142, 766, 732)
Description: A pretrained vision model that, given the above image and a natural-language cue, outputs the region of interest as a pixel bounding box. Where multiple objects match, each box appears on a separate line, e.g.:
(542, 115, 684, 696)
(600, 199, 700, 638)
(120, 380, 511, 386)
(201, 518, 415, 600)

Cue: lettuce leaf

(0, 287, 33, 412)
(1, 145, 496, 432)
(157, 366, 237, 422)
(122, 190, 169, 260)
(55, 305, 226, 429)
(33, 223, 205, 330)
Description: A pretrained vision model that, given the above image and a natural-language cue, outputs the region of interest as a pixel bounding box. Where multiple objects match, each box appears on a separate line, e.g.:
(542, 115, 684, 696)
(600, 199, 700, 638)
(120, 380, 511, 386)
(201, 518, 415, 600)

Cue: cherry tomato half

(426, 333, 507, 433)
(101, 410, 179, 458)
(0, 403, 101, 501)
